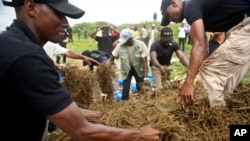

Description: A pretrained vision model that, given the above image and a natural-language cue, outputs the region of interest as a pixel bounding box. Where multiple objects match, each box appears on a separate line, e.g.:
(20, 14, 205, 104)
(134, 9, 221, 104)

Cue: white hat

(118, 28, 133, 44)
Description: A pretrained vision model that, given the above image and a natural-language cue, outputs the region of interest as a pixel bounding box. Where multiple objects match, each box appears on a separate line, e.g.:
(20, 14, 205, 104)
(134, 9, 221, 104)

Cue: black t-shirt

(184, 0, 250, 32)
(150, 40, 181, 66)
(95, 34, 119, 55)
(0, 20, 72, 140)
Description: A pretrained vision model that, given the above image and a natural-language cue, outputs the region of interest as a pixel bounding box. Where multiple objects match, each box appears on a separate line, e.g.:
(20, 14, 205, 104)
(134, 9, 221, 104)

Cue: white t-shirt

(178, 27, 186, 38)
(43, 41, 68, 59)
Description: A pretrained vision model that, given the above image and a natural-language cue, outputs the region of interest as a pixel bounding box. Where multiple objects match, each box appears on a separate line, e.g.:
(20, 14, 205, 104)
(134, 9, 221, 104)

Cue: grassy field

(66, 28, 250, 83)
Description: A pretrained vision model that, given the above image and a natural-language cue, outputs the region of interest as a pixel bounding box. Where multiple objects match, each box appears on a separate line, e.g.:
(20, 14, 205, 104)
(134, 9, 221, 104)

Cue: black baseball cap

(160, 27, 173, 41)
(2, 0, 85, 19)
(160, 0, 171, 26)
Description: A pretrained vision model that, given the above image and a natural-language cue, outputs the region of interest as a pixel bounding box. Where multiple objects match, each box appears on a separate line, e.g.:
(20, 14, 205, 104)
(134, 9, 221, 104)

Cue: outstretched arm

(142, 57, 148, 78)
(150, 51, 166, 74)
(48, 102, 162, 141)
(179, 19, 208, 105)
(175, 50, 189, 67)
(64, 50, 99, 65)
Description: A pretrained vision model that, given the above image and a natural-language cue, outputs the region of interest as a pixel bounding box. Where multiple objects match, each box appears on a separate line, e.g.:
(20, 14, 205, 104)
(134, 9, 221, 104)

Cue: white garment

(43, 41, 68, 59)
(141, 27, 149, 38)
(178, 27, 186, 38)
(148, 29, 158, 49)
(149, 29, 157, 40)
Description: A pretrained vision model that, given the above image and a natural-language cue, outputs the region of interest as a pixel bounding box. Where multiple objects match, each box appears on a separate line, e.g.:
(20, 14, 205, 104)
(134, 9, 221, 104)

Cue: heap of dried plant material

(95, 62, 117, 101)
(50, 65, 250, 141)
(61, 64, 95, 108)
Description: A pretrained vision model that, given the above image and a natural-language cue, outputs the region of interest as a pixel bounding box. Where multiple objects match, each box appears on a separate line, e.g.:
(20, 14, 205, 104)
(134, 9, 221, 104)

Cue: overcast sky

(0, 0, 162, 31)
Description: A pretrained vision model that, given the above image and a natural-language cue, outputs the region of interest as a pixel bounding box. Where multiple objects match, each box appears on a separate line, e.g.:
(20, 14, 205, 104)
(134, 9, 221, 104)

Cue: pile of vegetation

(49, 64, 250, 141)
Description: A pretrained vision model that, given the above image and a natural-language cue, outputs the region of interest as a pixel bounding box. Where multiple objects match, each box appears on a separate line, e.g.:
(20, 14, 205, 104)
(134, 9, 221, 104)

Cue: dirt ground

(49, 64, 250, 141)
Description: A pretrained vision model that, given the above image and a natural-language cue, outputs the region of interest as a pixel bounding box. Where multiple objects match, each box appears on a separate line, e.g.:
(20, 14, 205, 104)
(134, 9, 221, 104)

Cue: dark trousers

(56, 54, 66, 64)
(142, 38, 149, 47)
(122, 67, 143, 100)
(178, 38, 185, 51)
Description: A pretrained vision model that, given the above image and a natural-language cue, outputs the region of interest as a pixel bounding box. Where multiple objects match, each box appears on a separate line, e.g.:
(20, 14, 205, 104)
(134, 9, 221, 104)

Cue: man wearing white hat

(108, 28, 149, 100)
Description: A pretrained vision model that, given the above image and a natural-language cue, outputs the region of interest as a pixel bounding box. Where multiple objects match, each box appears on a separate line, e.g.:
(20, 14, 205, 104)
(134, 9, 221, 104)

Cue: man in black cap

(161, 0, 250, 107)
(0, 0, 161, 140)
(150, 27, 189, 91)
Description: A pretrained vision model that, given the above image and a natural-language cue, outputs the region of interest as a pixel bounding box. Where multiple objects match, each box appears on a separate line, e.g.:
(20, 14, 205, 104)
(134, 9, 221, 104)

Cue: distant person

(148, 24, 158, 50)
(208, 32, 225, 56)
(90, 25, 120, 55)
(83, 28, 88, 39)
(140, 24, 149, 46)
(153, 12, 157, 22)
(150, 27, 189, 90)
(56, 31, 69, 64)
(184, 22, 191, 45)
(77, 27, 81, 40)
(178, 23, 186, 51)
(132, 26, 140, 39)
(108, 28, 149, 100)
(0, 0, 161, 140)
(67, 26, 73, 42)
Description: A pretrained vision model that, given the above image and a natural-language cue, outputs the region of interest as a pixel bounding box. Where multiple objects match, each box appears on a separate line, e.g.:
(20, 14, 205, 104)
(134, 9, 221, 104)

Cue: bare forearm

(176, 50, 189, 67)
(150, 52, 162, 68)
(186, 45, 207, 82)
(80, 124, 140, 141)
(65, 50, 85, 60)
(179, 56, 189, 67)
(151, 58, 162, 68)
(143, 58, 148, 78)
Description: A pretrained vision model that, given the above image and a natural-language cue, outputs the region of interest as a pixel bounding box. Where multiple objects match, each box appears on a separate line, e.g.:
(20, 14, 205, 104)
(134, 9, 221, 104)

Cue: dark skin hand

(80, 109, 103, 122)
(65, 50, 100, 65)
(179, 19, 208, 106)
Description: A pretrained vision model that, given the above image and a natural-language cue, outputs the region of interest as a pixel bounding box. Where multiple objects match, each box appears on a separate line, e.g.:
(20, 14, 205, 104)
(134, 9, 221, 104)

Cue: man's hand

(138, 125, 162, 141)
(159, 66, 165, 74)
(83, 56, 100, 66)
(56, 64, 65, 75)
(179, 79, 195, 106)
(143, 78, 151, 86)
(80, 109, 103, 122)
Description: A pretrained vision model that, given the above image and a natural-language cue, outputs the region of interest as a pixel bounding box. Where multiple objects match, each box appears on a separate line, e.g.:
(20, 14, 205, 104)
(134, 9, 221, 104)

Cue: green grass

(67, 34, 98, 53)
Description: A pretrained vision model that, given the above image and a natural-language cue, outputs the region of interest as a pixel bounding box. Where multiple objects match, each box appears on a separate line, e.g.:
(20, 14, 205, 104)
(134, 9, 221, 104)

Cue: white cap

(118, 28, 133, 44)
